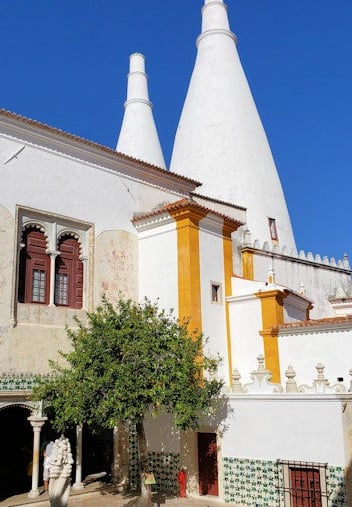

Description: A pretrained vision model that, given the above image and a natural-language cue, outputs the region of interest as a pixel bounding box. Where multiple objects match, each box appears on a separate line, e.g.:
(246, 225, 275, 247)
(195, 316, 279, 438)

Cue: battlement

(241, 237, 351, 272)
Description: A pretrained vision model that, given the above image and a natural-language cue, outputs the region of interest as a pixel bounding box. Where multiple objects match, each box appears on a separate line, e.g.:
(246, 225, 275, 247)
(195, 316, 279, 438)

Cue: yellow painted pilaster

(242, 249, 254, 280)
(169, 206, 207, 333)
(254, 289, 287, 383)
(223, 221, 238, 386)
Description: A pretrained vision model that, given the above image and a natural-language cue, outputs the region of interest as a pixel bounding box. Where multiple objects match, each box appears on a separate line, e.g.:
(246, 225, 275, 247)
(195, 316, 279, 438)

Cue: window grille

(32, 270, 46, 303)
(55, 273, 68, 305)
(278, 460, 328, 507)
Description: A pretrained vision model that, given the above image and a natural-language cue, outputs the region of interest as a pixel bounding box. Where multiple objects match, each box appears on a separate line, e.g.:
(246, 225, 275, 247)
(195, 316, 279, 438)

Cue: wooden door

(290, 467, 322, 507)
(198, 432, 218, 496)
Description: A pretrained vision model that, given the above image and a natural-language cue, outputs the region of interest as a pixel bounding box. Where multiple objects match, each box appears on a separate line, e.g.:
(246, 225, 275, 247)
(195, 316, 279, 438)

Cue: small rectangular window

(268, 217, 278, 242)
(211, 282, 222, 304)
(55, 273, 69, 305)
(32, 270, 46, 303)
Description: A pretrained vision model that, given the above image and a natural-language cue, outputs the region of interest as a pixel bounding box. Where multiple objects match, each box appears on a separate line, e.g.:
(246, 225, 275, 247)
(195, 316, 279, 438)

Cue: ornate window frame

(11, 206, 93, 326)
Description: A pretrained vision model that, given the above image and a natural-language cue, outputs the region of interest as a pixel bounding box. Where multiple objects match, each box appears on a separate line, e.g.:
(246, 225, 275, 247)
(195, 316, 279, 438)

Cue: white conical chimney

(116, 53, 166, 169)
(170, 0, 296, 252)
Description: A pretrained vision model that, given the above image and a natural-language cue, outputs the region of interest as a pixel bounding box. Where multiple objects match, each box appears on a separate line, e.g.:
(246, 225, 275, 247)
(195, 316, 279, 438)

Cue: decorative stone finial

(285, 364, 298, 393)
(242, 355, 283, 394)
(334, 285, 347, 299)
(299, 283, 307, 297)
(267, 265, 276, 286)
(343, 254, 351, 270)
(231, 367, 243, 393)
(242, 229, 252, 247)
(299, 363, 346, 394)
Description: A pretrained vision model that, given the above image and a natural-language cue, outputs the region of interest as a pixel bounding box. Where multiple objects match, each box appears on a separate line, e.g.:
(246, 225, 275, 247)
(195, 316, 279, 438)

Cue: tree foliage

(33, 297, 223, 435)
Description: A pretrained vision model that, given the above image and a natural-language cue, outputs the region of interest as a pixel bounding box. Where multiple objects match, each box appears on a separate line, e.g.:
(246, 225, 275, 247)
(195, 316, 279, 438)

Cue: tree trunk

(136, 420, 149, 500)
(112, 423, 129, 491)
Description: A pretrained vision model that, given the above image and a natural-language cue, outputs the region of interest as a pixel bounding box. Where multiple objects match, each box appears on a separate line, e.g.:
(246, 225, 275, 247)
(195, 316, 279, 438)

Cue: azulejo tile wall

(223, 457, 348, 506)
(327, 466, 348, 507)
(0, 374, 39, 390)
(223, 457, 283, 506)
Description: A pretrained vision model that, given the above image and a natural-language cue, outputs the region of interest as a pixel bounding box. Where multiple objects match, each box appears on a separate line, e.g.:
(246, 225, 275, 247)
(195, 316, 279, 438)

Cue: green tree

(33, 297, 223, 495)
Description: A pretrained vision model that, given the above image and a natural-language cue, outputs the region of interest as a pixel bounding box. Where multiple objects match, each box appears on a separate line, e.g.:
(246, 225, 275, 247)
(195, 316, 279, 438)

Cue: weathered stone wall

(0, 218, 138, 374)
(0, 205, 15, 366)
(94, 230, 138, 305)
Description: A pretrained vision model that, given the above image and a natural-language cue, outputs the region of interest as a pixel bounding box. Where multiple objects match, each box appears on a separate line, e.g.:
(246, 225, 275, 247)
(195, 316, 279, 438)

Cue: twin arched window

(18, 227, 83, 309)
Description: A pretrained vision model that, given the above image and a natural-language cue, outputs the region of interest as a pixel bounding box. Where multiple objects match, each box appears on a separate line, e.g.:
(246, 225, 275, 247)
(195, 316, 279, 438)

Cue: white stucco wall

(278, 327, 352, 386)
(170, 1, 296, 253)
(199, 224, 229, 384)
(228, 277, 266, 383)
(0, 138, 177, 236)
(222, 395, 348, 467)
(137, 221, 178, 314)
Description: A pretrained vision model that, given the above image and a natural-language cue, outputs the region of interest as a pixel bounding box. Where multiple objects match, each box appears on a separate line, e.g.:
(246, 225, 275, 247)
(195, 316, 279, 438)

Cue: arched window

(55, 235, 83, 309)
(18, 227, 50, 304)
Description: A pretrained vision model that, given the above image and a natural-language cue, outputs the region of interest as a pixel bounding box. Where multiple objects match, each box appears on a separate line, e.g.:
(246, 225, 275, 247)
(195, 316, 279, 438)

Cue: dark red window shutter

(18, 228, 50, 304)
(56, 236, 83, 309)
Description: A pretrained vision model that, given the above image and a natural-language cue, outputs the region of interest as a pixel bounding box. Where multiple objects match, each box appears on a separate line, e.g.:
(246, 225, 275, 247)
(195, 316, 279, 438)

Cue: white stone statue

(49, 436, 74, 507)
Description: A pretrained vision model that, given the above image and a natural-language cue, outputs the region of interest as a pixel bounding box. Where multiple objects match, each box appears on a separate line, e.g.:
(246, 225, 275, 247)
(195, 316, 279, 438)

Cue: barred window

(55, 273, 68, 306)
(279, 460, 327, 507)
(32, 270, 46, 303)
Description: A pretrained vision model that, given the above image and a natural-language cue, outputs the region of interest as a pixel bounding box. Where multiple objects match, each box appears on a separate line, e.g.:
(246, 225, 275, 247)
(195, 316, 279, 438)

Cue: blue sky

(1, 1, 351, 262)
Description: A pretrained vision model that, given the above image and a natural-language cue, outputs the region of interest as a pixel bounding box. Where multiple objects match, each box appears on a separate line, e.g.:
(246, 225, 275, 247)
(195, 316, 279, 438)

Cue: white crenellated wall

(242, 245, 351, 319)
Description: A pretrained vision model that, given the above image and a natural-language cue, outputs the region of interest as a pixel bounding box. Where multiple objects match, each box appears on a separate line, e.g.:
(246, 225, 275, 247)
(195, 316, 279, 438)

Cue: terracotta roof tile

(273, 315, 352, 333)
(132, 198, 243, 226)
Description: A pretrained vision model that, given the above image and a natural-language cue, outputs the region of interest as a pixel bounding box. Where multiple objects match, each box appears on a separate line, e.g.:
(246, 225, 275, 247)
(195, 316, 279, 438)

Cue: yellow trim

(169, 205, 206, 332)
(242, 250, 254, 280)
(223, 221, 237, 385)
(254, 289, 287, 383)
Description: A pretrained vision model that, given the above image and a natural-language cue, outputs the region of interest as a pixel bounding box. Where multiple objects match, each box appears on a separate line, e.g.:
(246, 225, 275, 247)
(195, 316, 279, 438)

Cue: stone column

(73, 424, 84, 489)
(47, 250, 60, 306)
(80, 255, 88, 309)
(27, 416, 47, 497)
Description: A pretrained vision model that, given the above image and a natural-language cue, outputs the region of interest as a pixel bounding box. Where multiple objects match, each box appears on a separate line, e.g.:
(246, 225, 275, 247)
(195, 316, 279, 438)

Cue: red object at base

(177, 469, 187, 498)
